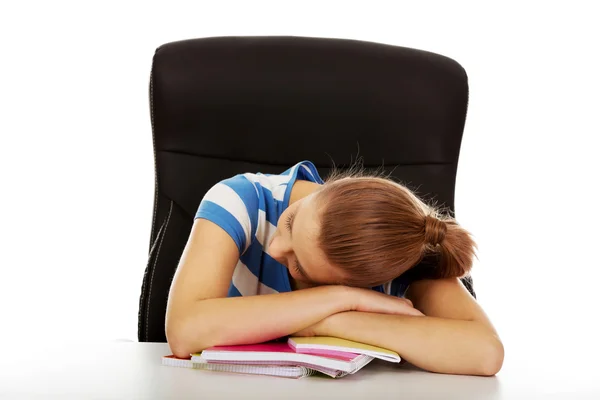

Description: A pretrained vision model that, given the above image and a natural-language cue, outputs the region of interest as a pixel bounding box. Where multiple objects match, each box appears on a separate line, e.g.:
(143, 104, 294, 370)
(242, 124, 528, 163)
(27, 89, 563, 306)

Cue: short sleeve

(195, 174, 259, 256)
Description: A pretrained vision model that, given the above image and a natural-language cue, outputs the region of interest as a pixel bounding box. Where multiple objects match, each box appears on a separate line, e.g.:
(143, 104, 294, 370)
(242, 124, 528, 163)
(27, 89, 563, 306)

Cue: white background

(1, 0, 599, 391)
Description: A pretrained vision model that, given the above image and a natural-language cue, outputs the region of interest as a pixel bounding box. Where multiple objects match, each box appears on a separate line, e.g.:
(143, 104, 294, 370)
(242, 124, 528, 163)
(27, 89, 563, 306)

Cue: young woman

(166, 160, 504, 376)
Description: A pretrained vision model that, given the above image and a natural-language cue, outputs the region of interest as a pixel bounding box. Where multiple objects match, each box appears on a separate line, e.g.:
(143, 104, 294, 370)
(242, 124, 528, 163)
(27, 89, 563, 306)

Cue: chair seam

(157, 149, 454, 168)
(145, 199, 173, 341)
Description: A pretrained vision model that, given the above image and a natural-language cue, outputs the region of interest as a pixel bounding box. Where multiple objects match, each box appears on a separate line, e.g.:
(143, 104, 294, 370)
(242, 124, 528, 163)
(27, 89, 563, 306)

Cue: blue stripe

(372, 280, 409, 298)
(298, 161, 325, 184)
(228, 283, 242, 297)
(239, 239, 290, 292)
(372, 285, 385, 293)
(258, 186, 284, 226)
(240, 239, 263, 277)
(391, 276, 410, 298)
(261, 257, 288, 292)
(195, 201, 246, 254)
(221, 175, 259, 239)
(266, 252, 292, 293)
(282, 164, 300, 208)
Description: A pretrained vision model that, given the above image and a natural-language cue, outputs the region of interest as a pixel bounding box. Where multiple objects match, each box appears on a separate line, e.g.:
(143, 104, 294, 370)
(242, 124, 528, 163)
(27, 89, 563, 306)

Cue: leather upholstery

(138, 36, 474, 342)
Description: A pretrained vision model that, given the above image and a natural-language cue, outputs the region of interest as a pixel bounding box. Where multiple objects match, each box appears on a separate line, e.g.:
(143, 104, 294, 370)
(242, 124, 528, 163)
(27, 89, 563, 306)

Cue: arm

(166, 219, 352, 358)
(310, 278, 504, 376)
(167, 219, 420, 358)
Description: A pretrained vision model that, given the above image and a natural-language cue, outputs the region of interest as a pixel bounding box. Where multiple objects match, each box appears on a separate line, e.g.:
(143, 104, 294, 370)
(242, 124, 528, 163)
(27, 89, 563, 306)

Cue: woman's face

(267, 193, 345, 285)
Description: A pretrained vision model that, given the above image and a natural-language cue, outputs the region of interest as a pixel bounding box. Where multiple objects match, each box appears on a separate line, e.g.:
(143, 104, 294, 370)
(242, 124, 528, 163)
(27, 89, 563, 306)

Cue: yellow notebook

(288, 336, 401, 363)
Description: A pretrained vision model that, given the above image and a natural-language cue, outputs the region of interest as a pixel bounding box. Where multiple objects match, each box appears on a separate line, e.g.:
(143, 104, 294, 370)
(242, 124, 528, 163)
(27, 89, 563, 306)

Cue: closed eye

(292, 261, 302, 275)
(283, 209, 309, 281)
(285, 211, 295, 233)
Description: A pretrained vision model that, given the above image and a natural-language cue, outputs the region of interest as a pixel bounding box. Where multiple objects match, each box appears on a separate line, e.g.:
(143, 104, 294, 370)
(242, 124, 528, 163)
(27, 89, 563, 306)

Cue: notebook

(288, 336, 401, 363)
(194, 342, 374, 376)
(162, 355, 315, 379)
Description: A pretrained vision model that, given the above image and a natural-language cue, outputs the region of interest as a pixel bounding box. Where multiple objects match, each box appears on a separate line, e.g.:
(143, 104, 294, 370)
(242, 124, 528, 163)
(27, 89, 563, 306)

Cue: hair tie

(424, 215, 447, 246)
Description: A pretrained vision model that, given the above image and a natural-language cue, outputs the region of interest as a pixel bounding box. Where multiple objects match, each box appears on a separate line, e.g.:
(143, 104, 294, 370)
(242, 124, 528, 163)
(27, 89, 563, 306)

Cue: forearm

(319, 311, 504, 376)
(167, 285, 350, 357)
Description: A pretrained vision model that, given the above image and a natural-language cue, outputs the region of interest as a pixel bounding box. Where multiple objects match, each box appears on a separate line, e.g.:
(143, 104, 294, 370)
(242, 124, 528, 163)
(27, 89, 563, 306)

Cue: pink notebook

(206, 343, 357, 361)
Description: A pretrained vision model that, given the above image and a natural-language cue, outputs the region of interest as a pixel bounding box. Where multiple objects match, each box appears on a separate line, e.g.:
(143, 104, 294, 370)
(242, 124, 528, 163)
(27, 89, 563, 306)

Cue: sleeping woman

(165, 160, 504, 376)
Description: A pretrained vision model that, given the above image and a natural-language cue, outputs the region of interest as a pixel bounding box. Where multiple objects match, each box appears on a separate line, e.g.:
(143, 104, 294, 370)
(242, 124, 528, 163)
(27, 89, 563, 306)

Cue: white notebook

(194, 342, 373, 377)
(162, 355, 315, 379)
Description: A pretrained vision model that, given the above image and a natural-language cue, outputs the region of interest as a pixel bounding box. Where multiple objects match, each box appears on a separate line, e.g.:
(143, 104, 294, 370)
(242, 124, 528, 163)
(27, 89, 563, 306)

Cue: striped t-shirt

(195, 160, 411, 298)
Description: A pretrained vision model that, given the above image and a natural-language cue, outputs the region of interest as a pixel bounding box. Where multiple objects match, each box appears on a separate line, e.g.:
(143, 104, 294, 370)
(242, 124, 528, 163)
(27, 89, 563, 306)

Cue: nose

(268, 231, 291, 265)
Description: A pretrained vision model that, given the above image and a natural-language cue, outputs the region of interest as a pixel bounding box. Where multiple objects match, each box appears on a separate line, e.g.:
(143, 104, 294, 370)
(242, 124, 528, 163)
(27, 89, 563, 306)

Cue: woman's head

(268, 170, 478, 288)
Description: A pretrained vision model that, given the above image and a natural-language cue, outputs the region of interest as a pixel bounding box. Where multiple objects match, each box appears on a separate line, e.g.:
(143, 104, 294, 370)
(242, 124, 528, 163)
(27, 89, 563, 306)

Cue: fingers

(398, 298, 425, 317)
(408, 308, 425, 317)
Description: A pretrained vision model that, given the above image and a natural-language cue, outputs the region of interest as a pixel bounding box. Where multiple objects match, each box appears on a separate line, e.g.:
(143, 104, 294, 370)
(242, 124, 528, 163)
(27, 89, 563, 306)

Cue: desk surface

(0, 341, 598, 399)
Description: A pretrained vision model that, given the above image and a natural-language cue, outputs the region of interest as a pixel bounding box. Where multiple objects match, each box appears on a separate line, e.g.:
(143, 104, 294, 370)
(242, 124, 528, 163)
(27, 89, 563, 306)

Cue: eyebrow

(289, 205, 312, 282)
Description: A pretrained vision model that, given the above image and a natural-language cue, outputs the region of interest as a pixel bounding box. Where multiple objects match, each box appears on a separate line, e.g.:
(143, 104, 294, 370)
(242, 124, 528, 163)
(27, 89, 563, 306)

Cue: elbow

(166, 318, 194, 359)
(169, 341, 193, 360)
(479, 335, 504, 376)
(166, 314, 212, 359)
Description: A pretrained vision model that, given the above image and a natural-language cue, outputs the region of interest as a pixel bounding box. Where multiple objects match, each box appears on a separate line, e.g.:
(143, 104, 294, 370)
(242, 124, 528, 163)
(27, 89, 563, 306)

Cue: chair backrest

(138, 36, 475, 342)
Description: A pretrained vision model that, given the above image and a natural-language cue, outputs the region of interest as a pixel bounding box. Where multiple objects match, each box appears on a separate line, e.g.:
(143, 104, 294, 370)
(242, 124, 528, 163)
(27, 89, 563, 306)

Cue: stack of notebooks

(162, 336, 400, 379)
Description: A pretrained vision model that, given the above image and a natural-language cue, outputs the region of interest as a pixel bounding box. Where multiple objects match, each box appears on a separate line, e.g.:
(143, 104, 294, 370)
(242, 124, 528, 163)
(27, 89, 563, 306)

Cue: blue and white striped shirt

(195, 160, 410, 298)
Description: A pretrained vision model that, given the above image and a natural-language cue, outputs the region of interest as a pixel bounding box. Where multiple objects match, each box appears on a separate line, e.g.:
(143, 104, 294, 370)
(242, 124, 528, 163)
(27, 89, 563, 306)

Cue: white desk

(0, 341, 597, 399)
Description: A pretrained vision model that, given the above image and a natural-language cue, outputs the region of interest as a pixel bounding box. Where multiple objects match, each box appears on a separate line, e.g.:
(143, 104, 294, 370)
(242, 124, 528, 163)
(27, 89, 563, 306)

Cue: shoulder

(239, 160, 324, 207)
(193, 161, 322, 254)
(212, 174, 260, 206)
(293, 160, 324, 184)
(195, 174, 260, 255)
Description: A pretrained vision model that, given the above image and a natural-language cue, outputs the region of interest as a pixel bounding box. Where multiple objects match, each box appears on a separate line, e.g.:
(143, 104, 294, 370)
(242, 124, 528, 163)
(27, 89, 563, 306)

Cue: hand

(292, 319, 325, 337)
(346, 287, 425, 317)
(292, 287, 424, 337)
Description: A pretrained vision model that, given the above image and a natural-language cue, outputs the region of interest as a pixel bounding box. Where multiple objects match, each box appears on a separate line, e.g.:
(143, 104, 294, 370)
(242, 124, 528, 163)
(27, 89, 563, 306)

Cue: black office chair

(138, 36, 475, 343)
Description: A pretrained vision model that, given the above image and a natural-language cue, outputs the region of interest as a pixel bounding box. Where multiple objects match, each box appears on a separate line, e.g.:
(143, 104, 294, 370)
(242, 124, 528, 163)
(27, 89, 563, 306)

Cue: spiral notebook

(162, 355, 315, 379)
(194, 342, 374, 377)
(163, 336, 399, 379)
